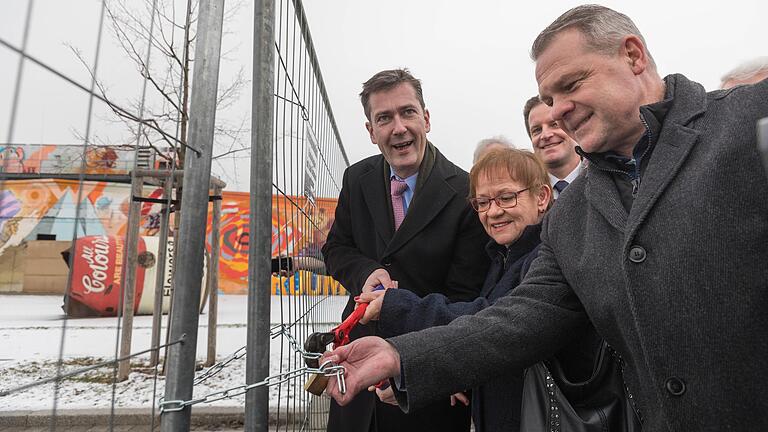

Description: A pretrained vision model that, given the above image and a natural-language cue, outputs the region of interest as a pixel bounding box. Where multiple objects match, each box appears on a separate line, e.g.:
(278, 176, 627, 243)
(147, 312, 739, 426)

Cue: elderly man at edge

(322, 5, 768, 432)
(720, 56, 768, 89)
(472, 136, 514, 164)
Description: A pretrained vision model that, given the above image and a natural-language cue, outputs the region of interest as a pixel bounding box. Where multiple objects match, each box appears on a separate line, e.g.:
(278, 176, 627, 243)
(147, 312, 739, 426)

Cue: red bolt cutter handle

(332, 286, 389, 389)
(332, 301, 368, 349)
(332, 284, 385, 348)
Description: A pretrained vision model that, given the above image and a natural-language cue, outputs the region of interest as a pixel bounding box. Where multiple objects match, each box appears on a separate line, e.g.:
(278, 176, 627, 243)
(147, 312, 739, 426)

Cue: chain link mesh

(161, 363, 344, 413)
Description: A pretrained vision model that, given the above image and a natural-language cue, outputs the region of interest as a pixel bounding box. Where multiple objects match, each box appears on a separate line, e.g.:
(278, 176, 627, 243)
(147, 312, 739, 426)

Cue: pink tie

(391, 178, 408, 231)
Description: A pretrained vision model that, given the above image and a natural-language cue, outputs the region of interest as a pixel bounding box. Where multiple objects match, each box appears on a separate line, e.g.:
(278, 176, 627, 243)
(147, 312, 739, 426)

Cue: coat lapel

(625, 124, 700, 240)
(360, 160, 394, 244)
(626, 75, 706, 240)
(385, 154, 456, 255)
(585, 168, 628, 232)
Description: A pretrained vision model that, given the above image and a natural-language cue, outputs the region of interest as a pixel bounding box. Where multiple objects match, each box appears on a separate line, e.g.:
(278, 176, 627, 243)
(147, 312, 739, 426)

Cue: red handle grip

(333, 302, 368, 349)
(332, 285, 385, 349)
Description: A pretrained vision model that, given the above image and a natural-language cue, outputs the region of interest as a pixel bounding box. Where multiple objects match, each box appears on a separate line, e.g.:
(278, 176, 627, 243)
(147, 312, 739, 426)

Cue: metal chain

(161, 362, 345, 413)
(275, 323, 322, 362)
(192, 345, 247, 386)
(192, 324, 322, 386)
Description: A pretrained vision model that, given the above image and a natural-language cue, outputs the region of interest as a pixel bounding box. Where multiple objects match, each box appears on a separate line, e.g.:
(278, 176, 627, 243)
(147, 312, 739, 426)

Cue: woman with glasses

(357, 147, 559, 431)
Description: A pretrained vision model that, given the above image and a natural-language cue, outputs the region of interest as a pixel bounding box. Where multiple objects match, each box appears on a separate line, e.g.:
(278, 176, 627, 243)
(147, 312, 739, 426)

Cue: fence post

(150, 176, 172, 367)
(205, 185, 222, 366)
(245, 0, 275, 430)
(117, 172, 143, 381)
(161, 0, 226, 429)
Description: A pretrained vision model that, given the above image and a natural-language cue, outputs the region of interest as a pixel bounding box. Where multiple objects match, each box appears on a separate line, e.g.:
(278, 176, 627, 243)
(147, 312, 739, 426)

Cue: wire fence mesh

(265, 0, 349, 428)
(0, 0, 348, 430)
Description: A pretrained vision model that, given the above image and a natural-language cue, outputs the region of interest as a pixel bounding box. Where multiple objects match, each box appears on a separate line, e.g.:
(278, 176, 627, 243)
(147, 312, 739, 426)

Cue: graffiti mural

(272, 270, 346, 296)
(0, 178, 344, 296)
(208, 191, 344, 295)
(0, 179, 164, 255)
(0, 144, 141, 174)
(0, 147, 27, 173)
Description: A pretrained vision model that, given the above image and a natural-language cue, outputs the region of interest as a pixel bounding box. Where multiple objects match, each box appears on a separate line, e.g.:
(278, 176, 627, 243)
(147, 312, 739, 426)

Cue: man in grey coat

(322, 5, 768, 432)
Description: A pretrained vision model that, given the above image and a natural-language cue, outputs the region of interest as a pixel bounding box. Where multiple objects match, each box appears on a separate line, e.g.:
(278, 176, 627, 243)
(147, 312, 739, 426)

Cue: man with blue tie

(322, 68, 489, 432)
(524, 96, 582, 198)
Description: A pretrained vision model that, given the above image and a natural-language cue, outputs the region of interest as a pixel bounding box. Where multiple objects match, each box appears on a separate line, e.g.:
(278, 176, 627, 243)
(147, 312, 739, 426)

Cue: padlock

(304, 373, 329, 395)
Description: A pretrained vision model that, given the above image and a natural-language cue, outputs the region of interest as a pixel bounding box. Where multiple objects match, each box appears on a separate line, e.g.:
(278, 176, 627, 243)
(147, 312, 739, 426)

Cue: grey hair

(720, 57, 768, 88)
(531, 4, 655, 68)
(473, 136, 515, 164)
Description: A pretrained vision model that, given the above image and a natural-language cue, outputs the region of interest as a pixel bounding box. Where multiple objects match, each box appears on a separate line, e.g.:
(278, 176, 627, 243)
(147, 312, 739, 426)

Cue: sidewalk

(0, 399, 330, 431)
(0, 407, 243, 431)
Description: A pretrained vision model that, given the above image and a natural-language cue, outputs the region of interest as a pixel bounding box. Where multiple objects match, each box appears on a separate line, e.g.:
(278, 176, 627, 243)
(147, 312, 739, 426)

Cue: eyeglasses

(469, 188, 530, 212)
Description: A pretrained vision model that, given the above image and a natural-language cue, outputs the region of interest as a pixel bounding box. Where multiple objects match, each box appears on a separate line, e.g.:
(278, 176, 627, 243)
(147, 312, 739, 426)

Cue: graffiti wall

(0, 179, 166, 291)
(0, 178, 345, 295)
(208, 191, 345, 295)
(0, 179, 163, 253)
(0, 144, 143, 174)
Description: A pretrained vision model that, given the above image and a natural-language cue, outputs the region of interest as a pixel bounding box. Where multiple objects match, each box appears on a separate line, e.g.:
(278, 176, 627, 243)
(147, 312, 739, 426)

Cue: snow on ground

(0, 294, 345, 412)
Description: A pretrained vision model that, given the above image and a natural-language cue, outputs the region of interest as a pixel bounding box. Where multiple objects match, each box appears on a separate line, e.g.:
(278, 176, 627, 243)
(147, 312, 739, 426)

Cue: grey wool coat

(389, 74, 768, 432)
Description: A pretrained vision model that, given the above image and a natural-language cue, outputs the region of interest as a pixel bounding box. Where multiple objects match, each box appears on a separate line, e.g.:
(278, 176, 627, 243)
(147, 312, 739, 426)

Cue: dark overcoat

(377, 224, 541, 432)
(322, 145, 490, 431)
(389, 75, 768, 432)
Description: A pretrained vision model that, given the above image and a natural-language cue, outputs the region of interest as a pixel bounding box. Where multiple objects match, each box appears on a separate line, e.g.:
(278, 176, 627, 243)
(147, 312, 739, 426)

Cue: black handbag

(519, 341, 642, 432)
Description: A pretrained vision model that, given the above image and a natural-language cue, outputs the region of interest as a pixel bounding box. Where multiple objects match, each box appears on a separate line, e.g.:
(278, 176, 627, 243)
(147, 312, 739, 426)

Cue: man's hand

(357, 290, 385, 324)
(322, 336, 401, 406)
(362, 268, 397, 293)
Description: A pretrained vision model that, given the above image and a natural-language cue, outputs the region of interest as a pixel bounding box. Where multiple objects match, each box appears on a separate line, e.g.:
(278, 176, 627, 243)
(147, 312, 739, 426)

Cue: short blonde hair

(469, 148, 550, 203)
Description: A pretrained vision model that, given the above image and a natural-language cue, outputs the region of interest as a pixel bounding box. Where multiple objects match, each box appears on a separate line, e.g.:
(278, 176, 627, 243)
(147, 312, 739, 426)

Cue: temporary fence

(0, 0, 348, 431)
(241, 0, 349, 429)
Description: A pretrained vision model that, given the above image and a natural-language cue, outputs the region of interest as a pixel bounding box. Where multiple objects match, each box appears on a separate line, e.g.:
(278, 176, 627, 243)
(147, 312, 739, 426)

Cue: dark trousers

(327, 390, 471, 432)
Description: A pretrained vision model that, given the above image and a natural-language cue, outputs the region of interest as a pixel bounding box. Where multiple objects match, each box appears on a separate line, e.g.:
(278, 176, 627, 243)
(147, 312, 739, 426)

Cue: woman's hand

(357, 290, 386, 324)
(369, 384, 398, 406)
(450, 392, 470, 406)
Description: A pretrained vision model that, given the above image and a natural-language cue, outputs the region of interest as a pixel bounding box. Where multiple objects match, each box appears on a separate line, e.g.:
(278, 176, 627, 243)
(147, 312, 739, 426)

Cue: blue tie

(554, 180, 569, 194)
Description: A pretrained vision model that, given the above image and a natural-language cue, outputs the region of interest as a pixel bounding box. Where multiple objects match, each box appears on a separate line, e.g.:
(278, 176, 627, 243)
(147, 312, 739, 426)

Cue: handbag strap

(543, 366, 563, 432)
(608, 345, 644, 424)
(543, 341, 645, 430)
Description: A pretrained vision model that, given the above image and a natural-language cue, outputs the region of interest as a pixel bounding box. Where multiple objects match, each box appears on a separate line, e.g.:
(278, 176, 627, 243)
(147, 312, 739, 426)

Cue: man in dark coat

(322, 6, 768, 432)
(524, 96, 583, 198)
(321, 69, 490, 432)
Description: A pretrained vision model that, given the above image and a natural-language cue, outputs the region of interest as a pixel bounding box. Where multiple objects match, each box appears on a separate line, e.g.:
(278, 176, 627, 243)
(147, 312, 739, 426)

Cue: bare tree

(66, 0, 249, 380)
(72, 0, 249, 169)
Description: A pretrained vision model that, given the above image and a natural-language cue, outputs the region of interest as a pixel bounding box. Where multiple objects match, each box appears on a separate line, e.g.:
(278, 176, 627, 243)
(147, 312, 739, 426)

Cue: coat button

(665, 377, 686, 396)
(628, 245, 646, 263)
(383, 261, 391, 267)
